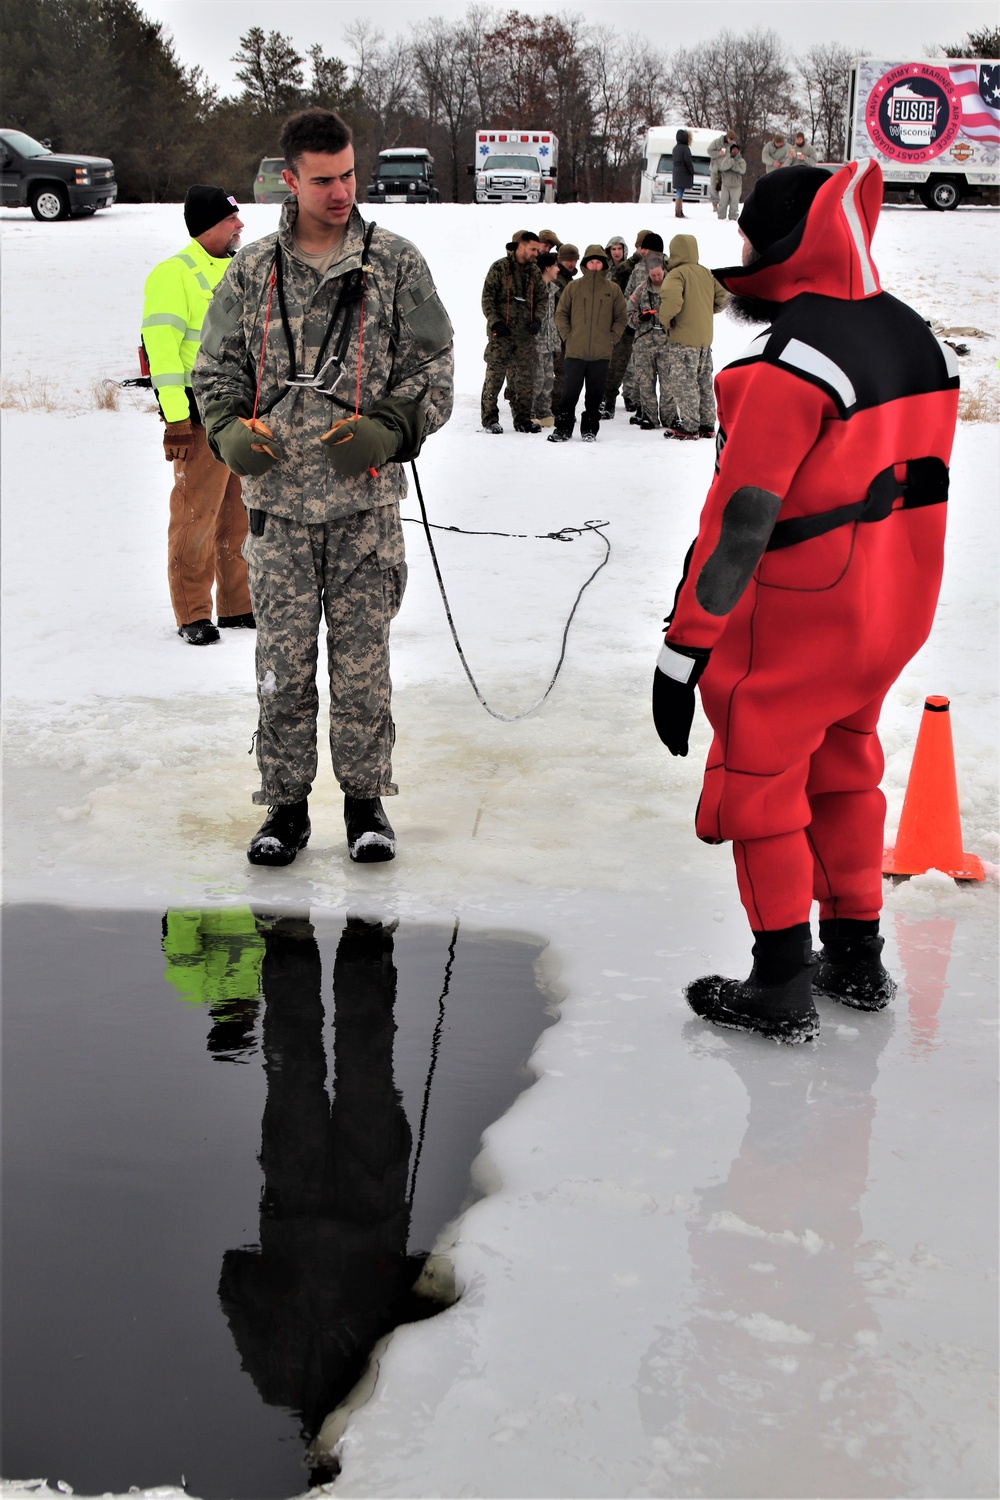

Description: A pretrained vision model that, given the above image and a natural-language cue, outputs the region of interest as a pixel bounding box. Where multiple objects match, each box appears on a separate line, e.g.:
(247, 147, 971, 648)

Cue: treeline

(3, 0, 996, 204)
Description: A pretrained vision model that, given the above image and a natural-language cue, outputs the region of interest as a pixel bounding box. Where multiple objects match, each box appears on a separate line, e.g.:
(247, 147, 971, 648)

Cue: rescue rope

(406, 916, 459, 1212)
(408, 461, 611, 723)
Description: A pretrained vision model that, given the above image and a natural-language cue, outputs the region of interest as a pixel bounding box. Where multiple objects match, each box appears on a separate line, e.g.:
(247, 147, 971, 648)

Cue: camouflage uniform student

(622, 232, 663, 413)
(708, 131, 737, 205)
(791, 131, 818, 165)
(481, 231, 545, 433)
(717, 142, 746, 220)
(531, 252, 562, 425)
(657, 233, 729, 439)
(627, 254, 676, 430)
(762, 133, 794, 172)
(192, 107, 454, 868)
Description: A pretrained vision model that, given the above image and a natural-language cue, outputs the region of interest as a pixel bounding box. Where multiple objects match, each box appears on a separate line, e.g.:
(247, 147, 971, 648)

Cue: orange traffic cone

(883, 696, 984, 881)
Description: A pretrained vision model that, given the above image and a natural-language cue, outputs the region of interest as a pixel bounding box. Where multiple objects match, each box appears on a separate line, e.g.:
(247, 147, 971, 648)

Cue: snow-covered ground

(2, 199, 998, 1499)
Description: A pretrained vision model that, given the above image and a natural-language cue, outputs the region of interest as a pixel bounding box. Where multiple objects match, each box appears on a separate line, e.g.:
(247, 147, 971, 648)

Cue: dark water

(2, 905, 554, 1499)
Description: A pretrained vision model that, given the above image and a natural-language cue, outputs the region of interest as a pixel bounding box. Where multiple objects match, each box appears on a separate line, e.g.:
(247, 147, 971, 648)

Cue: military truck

(0, 128, 116, 220)
(367, 148, 438, 203)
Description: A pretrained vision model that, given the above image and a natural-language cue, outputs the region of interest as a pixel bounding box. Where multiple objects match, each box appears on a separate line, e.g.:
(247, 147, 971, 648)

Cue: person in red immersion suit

(652, 160, 960, 1043)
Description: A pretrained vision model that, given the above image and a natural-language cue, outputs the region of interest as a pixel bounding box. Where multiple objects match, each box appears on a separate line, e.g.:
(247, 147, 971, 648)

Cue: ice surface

(1, 199, 997, 1499)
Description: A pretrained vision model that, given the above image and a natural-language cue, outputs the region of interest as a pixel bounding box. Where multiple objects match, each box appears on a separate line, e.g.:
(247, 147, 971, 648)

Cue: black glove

(652, 642, 710, 757)
(527, 318, 541, 335)
(491, 321, 511, 339)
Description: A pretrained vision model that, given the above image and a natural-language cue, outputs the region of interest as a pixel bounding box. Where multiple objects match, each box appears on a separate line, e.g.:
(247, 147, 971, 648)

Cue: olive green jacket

(657, 235, 729, 347)
(555, 269, 627, 360)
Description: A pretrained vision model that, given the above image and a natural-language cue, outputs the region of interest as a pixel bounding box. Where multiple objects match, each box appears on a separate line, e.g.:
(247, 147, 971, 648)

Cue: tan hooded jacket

(656, 235, 728, 348)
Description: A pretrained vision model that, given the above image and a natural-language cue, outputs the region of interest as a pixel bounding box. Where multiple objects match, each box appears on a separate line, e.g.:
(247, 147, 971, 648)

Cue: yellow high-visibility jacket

(142, 239, 233, 423)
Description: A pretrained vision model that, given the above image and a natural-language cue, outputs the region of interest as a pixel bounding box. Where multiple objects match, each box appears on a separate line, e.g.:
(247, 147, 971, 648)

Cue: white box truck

(638, 127, 723, 205)
(846, 57, 1000, 209)
(472, 130, 558, 204)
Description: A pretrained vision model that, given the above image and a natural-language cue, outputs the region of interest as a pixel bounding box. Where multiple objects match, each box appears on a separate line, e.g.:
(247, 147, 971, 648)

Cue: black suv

(1, 128, 117, 221)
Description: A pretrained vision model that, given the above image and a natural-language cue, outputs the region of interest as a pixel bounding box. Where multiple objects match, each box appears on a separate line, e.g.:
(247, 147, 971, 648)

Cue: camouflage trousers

(631, 332, 677, 427)
(481, 336, 536, 426)
(532, 348, 556, 419)
(243, 503, 407, 806)
(603, 326, 634, 409)
(666, 345, 716, 433)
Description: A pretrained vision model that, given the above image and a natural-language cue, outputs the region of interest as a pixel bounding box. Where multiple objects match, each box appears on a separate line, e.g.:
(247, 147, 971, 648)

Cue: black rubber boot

(513, 418, 542, 434)
(344, 795, 396, 863)
(178, 618, 220, 645)
(217, 613, 256, 629)
(247, 799, 311, 867)
(685, 924, 818, 1044)
(547, 414, 574, 444)
(813, 919, 896, 1010)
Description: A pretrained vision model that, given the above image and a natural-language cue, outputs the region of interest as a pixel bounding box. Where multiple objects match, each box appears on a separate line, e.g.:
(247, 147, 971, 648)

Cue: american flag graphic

(949, 62, 1000, 143)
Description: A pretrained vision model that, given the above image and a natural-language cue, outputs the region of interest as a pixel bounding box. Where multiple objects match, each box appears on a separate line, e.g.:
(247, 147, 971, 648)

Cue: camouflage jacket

(628, 280, 667, 338)
(481, 252, 545, 339)
(192, 201, 454, 524)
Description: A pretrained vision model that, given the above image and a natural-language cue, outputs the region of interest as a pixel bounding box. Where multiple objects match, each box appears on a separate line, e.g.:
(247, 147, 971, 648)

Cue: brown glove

(237, 416, 283, 460)
(163, 419, 193, 461)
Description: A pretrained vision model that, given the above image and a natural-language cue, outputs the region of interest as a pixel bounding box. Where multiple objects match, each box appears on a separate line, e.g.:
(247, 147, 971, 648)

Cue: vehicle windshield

(377, 161, 427, 178)
(1, 130, 51, 158)
(483, 154, 541, 172)
(655, 152, 710, 175)
(259, 158, 285, 174)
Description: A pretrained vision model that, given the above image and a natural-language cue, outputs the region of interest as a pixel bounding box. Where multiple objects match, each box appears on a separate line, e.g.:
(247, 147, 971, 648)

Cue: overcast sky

(140, 0, 996, 95)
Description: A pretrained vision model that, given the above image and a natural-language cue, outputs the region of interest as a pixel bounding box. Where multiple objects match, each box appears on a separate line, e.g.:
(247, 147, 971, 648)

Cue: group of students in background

(480, 226, 727, 446)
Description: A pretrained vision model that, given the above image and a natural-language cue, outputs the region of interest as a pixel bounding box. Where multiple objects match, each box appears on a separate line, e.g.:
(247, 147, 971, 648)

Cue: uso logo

(865, 64, 962, 162)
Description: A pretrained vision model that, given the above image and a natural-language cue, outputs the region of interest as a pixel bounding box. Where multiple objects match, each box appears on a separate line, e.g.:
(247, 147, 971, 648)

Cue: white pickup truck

(846, 57, 1000, 209)
(472, 130, 558, 204)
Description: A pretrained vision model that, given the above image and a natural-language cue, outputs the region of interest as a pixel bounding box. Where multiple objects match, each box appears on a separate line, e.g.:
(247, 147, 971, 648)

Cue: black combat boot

(178, 618, 220, 645)
(247, 799, 311, 867)
(813, 919, 896, 1010)
(217, 612, 256, 629)
(547, 414, 574, 444)
(513, 418, 542, 434)
(685, 924, 818, 1043)
(344, 795, 396, 862)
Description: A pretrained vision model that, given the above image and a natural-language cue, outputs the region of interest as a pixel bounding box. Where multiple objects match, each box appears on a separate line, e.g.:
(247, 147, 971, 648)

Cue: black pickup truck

(0, 128, 117, 221)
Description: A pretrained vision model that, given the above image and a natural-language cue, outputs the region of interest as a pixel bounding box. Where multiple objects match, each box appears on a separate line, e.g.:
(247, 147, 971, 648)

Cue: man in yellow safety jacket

(142, 185, 254, 645)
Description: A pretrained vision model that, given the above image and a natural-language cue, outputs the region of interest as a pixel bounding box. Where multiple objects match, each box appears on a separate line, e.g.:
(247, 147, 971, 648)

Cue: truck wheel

(31, 184, 70, 221)
(920, 178, 962, 211)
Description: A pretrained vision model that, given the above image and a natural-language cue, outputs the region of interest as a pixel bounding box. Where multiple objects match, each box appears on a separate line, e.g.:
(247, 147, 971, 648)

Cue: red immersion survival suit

(664, 159, 960, 932)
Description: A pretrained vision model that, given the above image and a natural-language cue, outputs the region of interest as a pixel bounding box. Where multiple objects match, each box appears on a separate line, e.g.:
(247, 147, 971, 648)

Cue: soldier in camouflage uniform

(656, 233, 728, 439)
(480, 232, 545, 433)
(192, 108, 454, 867)
(531, 252, 561, 425)
(627, 254, 677, 430)
(621, 232, 663, 413)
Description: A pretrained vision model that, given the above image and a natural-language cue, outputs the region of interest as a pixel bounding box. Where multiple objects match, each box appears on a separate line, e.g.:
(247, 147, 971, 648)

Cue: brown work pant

(167, 422, 250, 626)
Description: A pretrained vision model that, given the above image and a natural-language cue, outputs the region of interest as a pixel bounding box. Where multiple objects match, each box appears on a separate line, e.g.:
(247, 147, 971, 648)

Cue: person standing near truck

(143, 185, 253, 645)
(716, 141, 747, 220)
(193, 107, 454, 867)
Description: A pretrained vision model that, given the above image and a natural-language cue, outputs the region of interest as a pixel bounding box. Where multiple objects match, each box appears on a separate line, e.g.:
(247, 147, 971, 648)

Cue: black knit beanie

(643, 232, 664, 253)
(184, 185, 240, 238)
(738, 166, 829, 253)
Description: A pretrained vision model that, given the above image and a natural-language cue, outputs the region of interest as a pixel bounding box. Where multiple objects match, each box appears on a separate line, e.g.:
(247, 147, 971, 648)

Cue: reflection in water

(216, 916, 436, 1476)
(639, 1015, 903, 1498)
(161, 908, 264, 1062)
(893, 912, 955, 1056)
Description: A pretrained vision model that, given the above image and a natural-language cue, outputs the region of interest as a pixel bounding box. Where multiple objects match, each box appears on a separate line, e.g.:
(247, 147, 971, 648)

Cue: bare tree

(587, 27, 670, 197)
(796, 43, 854, 161)
(410, 15, 476, 199)
(343, 18, 415, 153)
(670, 27, 795, 174)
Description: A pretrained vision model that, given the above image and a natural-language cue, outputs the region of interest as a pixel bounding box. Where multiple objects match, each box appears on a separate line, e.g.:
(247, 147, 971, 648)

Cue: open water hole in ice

(2, 905, 555, 1499)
